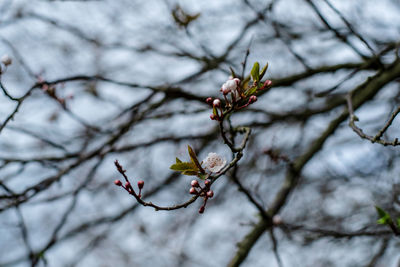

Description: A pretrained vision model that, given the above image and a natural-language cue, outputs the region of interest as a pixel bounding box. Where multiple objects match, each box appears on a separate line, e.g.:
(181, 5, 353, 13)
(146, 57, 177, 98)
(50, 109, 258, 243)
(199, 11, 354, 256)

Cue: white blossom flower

(221, 79, 236, 94)
(221, 78, 241, 97)
(203, 152, 226, 173)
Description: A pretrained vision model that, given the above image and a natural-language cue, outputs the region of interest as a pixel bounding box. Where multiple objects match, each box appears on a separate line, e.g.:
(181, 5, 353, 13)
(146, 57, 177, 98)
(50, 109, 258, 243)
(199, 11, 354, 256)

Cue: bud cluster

(206, 76, 272, 121)
(189, 179, 214, 214)
(114, 179, 145, 198)
(114, 160, 145, 199)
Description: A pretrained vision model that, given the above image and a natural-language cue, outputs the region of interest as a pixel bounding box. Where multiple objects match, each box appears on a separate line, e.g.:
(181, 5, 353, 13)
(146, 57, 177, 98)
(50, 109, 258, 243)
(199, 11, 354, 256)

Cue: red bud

(249, 95, 257, 104)
(189, 187, 198, 195)
(191, 180, 199, 187)
(138, 180, 144, 189)
(198, 206, 205, 214)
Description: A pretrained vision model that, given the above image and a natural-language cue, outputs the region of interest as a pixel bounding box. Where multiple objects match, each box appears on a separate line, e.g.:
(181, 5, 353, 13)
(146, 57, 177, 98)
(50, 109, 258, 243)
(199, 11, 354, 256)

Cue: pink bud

(210, 114, 217, 120)
(125, 182, 131, 188)
(114, 180, 122, 186)
(189, 187, 198, 195)
(191, 180, 199, 188)
(249, 95, 257, 104)
(204, 180, 211, 187)
(206, 97, 213, 105)
(263, 80, 272, 88)
(206, 190, 214, 198)
(137, 180, 144, 189)
(213, 99, 221, 107)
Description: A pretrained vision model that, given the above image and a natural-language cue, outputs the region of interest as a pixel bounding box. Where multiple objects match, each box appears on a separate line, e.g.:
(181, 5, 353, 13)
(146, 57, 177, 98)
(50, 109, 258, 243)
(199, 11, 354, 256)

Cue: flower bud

(222, 79, 237, 91)
(1, 55, 12, 66)
(189, 187, 198, 195)
(191, 180, 199, 188)
(210, 114, 217, 120)
(263, 80, 272, 88)
(213, 99, 221, 107)
(221, 87, 231, 95)
(233, 78, 240, 85)
(125, 182, 131, 188)
(249, 95, 257, 104)
(204, 180, 211, 187)
(114, 180, 122, 186)
(206, 97, 213, 105)
(198, 206, 205, 214)
(206, 190, 214, 198)
(138, 180, 144, 189)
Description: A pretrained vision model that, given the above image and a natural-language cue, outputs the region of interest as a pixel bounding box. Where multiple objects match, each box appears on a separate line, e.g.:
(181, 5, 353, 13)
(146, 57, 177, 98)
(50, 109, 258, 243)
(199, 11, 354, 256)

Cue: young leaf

(182, 170, 199, 176)
(229, 67, 236, 78)
(259, 62, 269, 80)
(242, 75, 251, 86)
(176, 157, 182, 163)
(251, 62, 260, 82)
(375, 206, 392, 225)
(245, 86, 257, 97)
(212, 106, 217, 116)
(375, 206, 388, 218)
(170, 162, 197, 171)
(198, 173, 208, 180)
(188, 145, 205, 173)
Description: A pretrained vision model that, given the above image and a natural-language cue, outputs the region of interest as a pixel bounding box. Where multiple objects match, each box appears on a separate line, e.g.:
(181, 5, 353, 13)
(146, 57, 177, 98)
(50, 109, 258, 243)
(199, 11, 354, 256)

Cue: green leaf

(182, 170, 199, 176)
(251, 62, 260, 82)
(375, 206, 392, 225)
(188, 145, 205, 173)
(377, 217, 390, 225)
(170, 162, 197, 171)
(176, 157, 182, 163)
(212, 106, 218, 116)
(245, 86, 257, 97)
(198, 173, 208, 180)
(229, 67, 236, 78)
(375, 206, 387, 218)
(259, 62, 269, 80)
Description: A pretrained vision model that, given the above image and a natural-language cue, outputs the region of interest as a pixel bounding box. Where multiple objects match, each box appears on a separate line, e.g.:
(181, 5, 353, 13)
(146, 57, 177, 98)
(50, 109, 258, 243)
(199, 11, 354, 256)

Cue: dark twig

(347, 93, 400, 146)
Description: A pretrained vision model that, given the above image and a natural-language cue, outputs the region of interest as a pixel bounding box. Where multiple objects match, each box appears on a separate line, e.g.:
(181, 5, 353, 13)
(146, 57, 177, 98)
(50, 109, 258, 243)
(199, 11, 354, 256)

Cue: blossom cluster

(206, 65, 272, 121)
(189, 179, 214, 213)
(114, 62, 271, 214)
